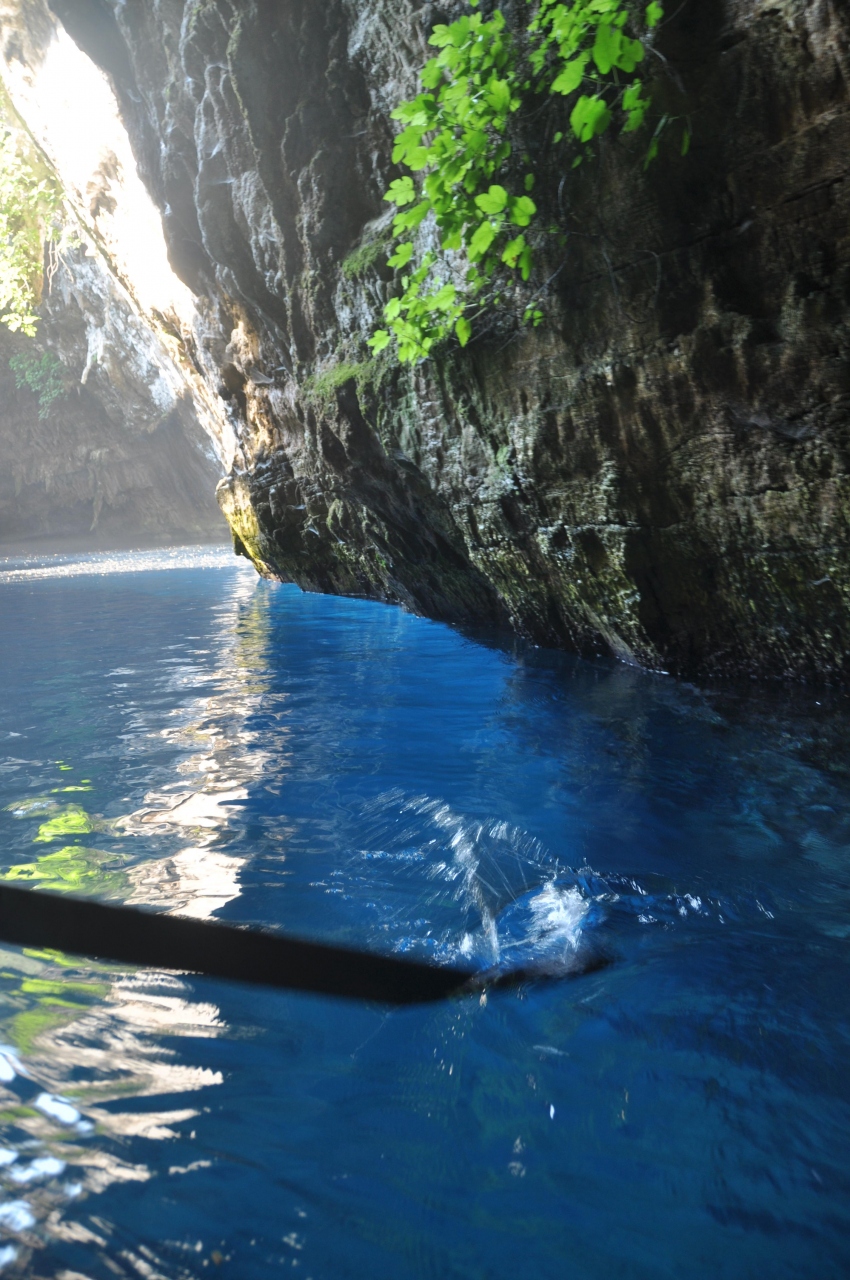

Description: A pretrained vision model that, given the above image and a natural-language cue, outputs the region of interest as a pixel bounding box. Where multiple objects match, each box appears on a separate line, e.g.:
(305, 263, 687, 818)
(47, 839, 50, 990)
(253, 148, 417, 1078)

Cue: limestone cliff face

(44, 0, 850, 677)
(0, 245, 223, 546)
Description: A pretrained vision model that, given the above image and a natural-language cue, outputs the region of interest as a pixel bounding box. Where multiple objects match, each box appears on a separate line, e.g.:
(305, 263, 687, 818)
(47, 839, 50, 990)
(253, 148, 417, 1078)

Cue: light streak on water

(0, 545, 242, 584)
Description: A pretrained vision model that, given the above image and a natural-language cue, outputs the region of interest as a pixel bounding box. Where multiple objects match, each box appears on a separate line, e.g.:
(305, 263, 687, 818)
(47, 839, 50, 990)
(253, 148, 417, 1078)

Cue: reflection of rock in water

(0, 572, 274, 1271)
(121, 791, 248, 919)
(0, 957, 222, 1273)
(2, 568, 267, 919)
(114, 579, 278, 919)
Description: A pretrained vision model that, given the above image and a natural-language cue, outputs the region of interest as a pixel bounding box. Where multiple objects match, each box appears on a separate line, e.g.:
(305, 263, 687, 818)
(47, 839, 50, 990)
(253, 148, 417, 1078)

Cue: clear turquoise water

(0, 548, 847, 1278)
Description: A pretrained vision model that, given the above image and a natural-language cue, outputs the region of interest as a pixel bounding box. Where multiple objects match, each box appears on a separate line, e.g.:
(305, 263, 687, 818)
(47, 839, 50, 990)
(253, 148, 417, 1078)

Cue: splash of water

(340, 790, 750, 978)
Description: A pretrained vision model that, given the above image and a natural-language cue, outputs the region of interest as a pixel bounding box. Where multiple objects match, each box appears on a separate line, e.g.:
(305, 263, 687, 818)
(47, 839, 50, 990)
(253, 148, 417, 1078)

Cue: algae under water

(0, 546, 847, 1277)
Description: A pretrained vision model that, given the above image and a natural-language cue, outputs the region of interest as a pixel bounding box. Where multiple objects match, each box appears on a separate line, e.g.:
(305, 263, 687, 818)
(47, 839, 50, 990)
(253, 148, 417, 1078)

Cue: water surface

(0, 547, 847, 1278)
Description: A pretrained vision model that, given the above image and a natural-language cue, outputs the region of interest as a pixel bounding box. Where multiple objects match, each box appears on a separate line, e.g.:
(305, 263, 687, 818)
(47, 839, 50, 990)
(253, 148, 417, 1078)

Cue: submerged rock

(12, 0, 850, 675)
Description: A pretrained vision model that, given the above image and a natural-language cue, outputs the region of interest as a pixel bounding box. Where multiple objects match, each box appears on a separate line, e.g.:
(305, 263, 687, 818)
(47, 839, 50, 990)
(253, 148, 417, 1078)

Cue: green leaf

(387, 241, 414, 269)
(429, 23, 454, 48)
(406, 147, 431, 171)
(474, 183, 508, 215)
(618, 36, 645, 73)
(485, 78, 511, 113)
(391, 99, 432, 125)
(428, 283, 457, 311)
(469, 220, 496, 258)
(681, 127, 691, 156)
(385, 176, 415, 206)
(421, 59, 443, 89)
(508, 195, 536, 228)
(551, 54, 588, 96)
(592, 24, 620, 76)
(464, 130, 488, 157)
(501, 233, 526, 268)
(519, 245, 533, 281)
(569, 94, 611, 143)
(368, 0, 680, 370)
(622, 81, 650, 133)
(393, 199, 431, 233)
(392, 125, 426, 164)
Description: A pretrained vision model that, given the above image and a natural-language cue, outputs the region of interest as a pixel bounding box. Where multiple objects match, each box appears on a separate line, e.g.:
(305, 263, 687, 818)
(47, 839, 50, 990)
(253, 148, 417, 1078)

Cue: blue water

(0, 548, 848, 1278)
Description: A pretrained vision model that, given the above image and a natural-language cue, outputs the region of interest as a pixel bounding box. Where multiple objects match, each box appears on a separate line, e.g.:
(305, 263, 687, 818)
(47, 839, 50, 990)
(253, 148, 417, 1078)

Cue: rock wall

(42, 0, 850, 677)
(0, 246, 224, 547)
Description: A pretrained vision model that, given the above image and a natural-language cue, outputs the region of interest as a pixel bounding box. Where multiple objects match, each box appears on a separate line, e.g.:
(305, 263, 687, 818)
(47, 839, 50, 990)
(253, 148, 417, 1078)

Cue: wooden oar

(0, 883, 474, 1005)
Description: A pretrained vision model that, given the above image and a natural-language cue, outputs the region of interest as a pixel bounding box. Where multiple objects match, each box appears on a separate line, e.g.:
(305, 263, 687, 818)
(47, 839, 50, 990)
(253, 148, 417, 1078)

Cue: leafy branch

(9, 348, 67, 419)
(367, 0, 668, 364)
(0, 127, 64, 337)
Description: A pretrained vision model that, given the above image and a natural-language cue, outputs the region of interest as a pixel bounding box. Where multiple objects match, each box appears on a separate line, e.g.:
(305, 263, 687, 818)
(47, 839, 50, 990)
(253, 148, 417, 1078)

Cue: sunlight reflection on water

(0, 545, 236, 584)
(0, 550, 263, 1271)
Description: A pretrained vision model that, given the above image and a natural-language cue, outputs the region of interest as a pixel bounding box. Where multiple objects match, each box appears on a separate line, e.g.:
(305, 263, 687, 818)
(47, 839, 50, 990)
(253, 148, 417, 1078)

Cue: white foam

(527, 883, 589, 954)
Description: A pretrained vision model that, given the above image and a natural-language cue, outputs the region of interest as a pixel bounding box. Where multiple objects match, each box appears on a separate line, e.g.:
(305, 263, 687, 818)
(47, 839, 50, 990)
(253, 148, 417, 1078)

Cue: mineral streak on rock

(30, 0, 850, 676)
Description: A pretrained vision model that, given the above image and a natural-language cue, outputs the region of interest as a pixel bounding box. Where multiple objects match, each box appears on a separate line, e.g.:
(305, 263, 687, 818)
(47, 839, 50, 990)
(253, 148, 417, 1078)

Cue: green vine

(367, 0, 671, 364)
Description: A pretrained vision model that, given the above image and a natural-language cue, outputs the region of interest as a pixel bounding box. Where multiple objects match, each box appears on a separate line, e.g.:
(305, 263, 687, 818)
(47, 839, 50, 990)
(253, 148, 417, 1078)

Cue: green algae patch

(301, 353, 394, 416)
(2, 845, 129, 897)
(20, 977, 109, 999)
(22, 948, 75, 967)
(0, 1105, 38, 1123)
(341, 235, 390, 281)
(3, 968, 110, 1053)
(1, 957, 108, 1054)
(10, 1005, 86, 1053)
(302, 360, 365, 412)
(33, 805, 94, 843)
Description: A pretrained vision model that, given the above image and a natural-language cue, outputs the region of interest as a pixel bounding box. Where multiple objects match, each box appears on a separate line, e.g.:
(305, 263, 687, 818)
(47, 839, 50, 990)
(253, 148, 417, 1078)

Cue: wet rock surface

(45, 0, 850, 676)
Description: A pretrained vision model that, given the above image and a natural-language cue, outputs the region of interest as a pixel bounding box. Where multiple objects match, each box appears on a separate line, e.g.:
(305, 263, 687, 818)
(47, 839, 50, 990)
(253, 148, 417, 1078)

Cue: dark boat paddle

(0, 882, 476, 1005)
(0, 883, 611, 1003)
